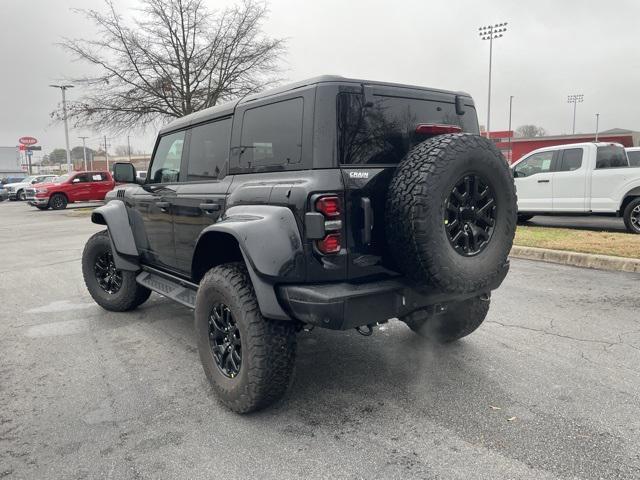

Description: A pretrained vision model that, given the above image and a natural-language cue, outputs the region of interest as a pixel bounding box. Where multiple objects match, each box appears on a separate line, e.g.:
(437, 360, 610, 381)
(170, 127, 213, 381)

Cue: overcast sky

(1, 0, 639, 159)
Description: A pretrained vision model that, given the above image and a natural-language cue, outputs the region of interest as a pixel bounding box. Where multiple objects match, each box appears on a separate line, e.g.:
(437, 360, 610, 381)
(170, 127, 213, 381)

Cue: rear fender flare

(91, 200, 140, 271)
(196, 205, 305, 321)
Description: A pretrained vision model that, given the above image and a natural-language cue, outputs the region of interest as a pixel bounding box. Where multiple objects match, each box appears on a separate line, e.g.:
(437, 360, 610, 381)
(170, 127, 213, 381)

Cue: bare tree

(515, 125, 547, 138)
(56, 0, 285, 131)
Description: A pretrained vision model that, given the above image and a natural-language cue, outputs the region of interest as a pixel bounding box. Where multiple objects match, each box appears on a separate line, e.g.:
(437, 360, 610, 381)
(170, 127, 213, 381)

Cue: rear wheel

(623, 198, 640, 234)
(49, 193, 68, 210)
(82, 231, 151, 311)
(195, 263, 297, 413)
(402, 296, 490, 343)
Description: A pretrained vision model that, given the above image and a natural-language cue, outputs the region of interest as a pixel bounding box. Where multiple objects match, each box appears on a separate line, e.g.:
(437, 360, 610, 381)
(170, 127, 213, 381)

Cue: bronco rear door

(337, 85, 479, 280)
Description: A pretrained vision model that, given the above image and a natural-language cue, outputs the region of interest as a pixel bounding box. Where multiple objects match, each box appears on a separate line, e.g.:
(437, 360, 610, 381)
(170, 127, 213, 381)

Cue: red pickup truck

(26, 171, 115, 210)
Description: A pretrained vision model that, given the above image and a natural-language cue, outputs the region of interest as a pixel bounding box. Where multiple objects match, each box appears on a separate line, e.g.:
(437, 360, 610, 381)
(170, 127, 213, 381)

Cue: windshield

(596, 146, 629, 169)
(627, 150, 640, 167)
(19, 176, 35, 183)
(337, 92, 479, 165)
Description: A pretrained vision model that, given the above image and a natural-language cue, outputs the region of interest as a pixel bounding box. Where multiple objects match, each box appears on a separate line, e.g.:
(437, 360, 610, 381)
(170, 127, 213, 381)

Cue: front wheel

(49, 193, 68, 210)
(17, 190, 25, 201)
(82, 230, 151, 311)
(402, 296, 490, 343)
(623, 198, 640, 234)
(195, 263, 297, 413)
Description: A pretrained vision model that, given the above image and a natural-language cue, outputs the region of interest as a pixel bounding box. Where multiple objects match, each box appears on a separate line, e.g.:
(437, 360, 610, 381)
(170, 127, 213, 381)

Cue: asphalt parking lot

(1, 200, 640, 480)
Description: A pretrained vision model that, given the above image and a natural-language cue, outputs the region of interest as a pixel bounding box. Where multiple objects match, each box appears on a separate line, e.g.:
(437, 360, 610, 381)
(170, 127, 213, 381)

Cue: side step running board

(136, 269, 198, 309)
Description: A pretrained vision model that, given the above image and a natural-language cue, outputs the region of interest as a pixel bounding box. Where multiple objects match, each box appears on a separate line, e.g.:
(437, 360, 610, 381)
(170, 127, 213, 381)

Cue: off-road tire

(402, 296, 490, 343)
(622, 197, 640, 234)
(517, 214, 534, 223)
(50, 193, 68, 210)
(386, 133, 517, 293)
(82, 230, 151, 311)
(195, 263, 297, 414)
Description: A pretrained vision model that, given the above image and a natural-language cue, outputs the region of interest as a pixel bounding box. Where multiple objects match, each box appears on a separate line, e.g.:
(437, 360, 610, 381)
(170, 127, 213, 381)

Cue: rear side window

(557, 148, 583, 172)
(187, 118, 232, 181)
(337, 92, 479, 165)
(596, 146, 629, 169)
(149, 131, 185, 184)
(628, 151, 640, 167)
(240, 98, 303, 166)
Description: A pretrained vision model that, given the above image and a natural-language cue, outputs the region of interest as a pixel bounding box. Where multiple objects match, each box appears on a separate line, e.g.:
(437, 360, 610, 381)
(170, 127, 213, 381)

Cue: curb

(510, 245, 640, 274)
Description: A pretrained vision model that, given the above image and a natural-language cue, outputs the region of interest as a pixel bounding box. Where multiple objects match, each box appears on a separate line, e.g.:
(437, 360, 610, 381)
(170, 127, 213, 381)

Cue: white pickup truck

(512, 142, 640, 233)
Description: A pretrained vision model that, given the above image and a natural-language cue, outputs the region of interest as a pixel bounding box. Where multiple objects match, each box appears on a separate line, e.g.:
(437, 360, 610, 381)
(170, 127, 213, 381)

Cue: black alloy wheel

(208, 303, 242, 378)
(444, 174, 497, 256)
(94, 251, 123, 294)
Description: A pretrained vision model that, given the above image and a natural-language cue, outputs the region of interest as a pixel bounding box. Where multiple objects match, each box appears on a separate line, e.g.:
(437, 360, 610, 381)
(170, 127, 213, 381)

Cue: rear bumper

(277, 262, 509, 330)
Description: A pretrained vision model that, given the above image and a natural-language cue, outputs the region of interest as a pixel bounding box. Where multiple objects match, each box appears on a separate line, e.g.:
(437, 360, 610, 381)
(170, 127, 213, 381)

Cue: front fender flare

(91, 200, 140, 271)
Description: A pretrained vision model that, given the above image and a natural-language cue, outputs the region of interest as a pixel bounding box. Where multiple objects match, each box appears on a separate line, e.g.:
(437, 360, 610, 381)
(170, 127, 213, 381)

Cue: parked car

(626, 147, 640, 167)
(0, 189, 7, 202)
(3, 174, 58, 201)
(512, 142, 640, 233)
(27, 171, 115, 210)
(81, 75, 517, 413)
(1, 175, 26, 187)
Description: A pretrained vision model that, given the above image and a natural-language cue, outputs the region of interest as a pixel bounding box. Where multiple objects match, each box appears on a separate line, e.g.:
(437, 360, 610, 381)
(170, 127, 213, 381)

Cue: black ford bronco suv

(82, 76, 517, 413)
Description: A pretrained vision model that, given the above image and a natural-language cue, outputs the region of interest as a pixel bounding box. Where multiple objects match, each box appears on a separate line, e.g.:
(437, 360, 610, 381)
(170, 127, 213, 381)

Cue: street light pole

(595, 113, 600, 141)
(49, 84, 74, 172)
(508, 95, 514, 162)
(78, 136, 89, 171)
(567, 94, 584, 135)
(479, 22, 508, 138)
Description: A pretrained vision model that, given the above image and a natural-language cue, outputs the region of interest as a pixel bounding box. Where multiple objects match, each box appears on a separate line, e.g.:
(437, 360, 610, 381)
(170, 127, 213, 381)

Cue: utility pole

(49, 84, 74, 172)
(478, 22, 508, 138)
(127, 135, 132, 162)
(78, 136, 89, 171)
(595, 113, 600, 141)
(567, 94, 584, 135)
(508, 95, 514, 162)
(103, 135, 110, 171)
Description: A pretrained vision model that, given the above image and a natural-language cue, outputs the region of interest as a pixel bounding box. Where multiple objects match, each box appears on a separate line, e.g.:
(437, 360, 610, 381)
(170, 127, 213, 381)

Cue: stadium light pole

(49, 84, 74, 172)
(567, 94, 584, 135)
(508, 95, 514, 162)
(478, 22, 508, 138)
(595, 113, 600, 141)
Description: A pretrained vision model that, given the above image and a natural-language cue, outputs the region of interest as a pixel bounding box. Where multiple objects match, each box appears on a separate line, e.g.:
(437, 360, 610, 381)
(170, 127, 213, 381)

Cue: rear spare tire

(386, 133, 516, 293)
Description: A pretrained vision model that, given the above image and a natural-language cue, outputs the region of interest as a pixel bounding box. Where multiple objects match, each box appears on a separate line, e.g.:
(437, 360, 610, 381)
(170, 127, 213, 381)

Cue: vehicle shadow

(525, 216, 627, 233)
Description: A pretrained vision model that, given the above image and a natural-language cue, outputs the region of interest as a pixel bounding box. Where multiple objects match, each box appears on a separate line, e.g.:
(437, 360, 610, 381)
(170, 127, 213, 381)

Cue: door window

(628, 151, 640, 166)
(187, 118, 232, 181)
(149, 131, 185, 183)
(240, 98, 303, 166)
(557, 148, 583, 172)
(514, 151, 554, 177)
(72, 173, 92, 183)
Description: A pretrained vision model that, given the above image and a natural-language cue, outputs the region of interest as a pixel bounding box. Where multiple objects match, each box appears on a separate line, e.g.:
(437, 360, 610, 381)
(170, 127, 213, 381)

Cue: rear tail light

(315, 196, 340, 217)
(317, 233, 341, 254)
(415, 124, 463, 135)
(314, 195, 342, 254)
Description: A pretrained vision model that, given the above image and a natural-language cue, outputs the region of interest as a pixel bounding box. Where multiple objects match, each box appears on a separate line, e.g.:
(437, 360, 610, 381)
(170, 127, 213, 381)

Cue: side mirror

(112, 162, 137, 183)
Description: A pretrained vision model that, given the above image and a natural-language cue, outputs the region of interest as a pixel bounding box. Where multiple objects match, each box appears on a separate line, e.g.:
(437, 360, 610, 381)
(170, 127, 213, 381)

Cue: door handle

(361, 197, 373, 245)
(155, 201, 170, 209)
(199, 202, 221, 212)
(537, 179, 550, 183)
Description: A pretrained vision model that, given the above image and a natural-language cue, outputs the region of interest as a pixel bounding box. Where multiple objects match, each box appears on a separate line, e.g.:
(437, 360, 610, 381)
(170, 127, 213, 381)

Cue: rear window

(337, 92, 479, 165)
(627, 151, 640, 167)
(596, 146, 629, 169)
